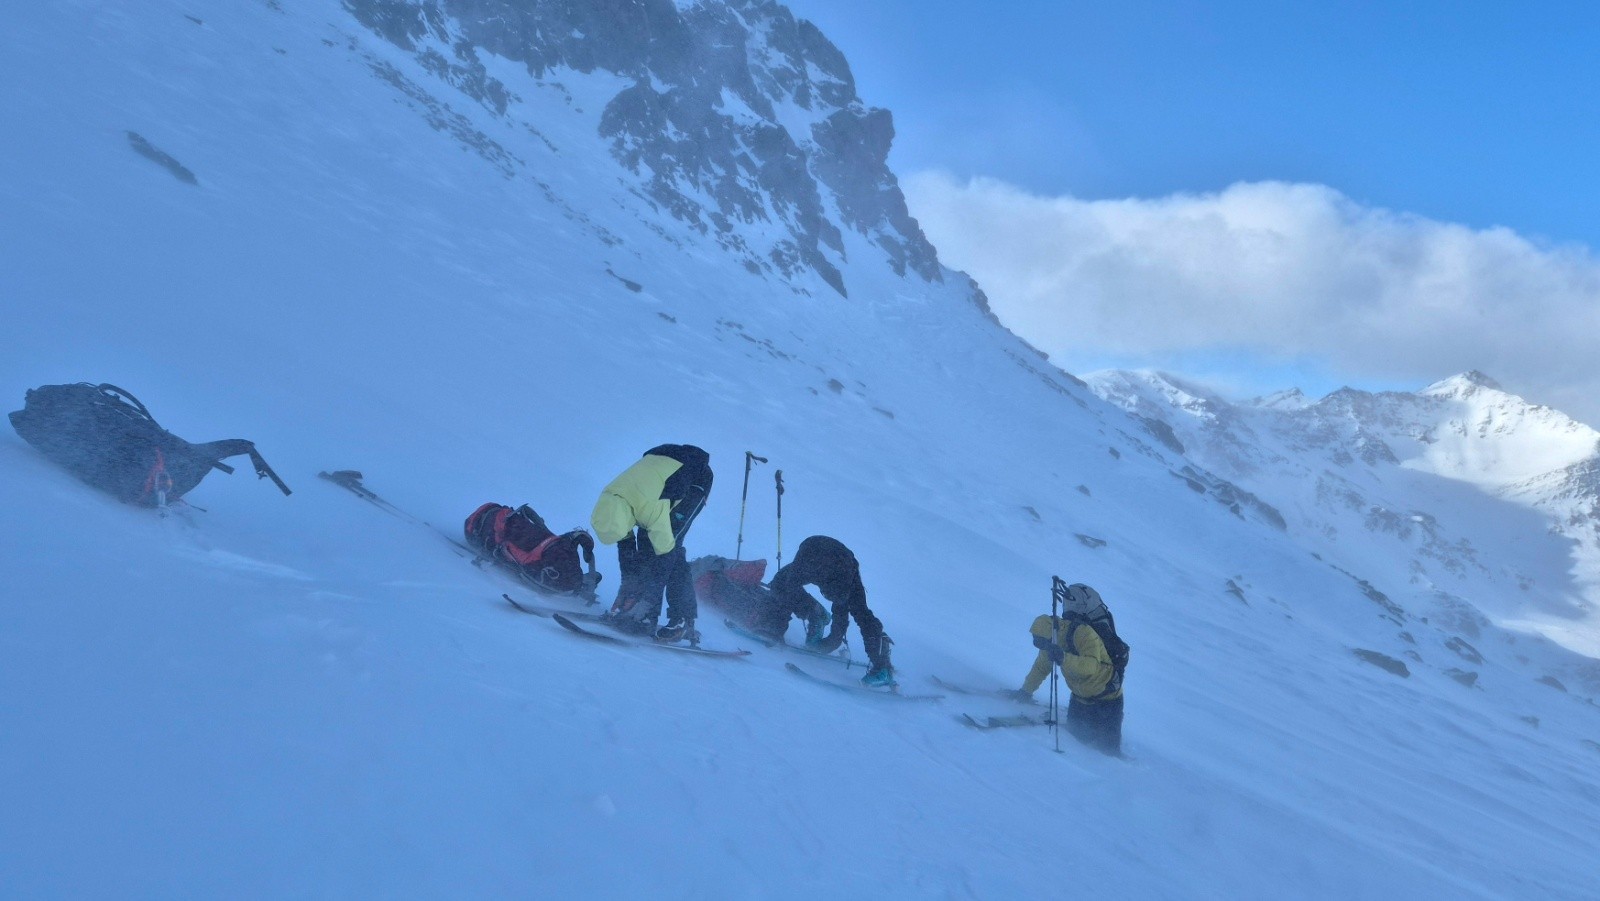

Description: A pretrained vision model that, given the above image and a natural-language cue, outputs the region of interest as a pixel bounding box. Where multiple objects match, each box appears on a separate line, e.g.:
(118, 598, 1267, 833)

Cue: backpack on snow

(8, 382, 291, 507)
(464, 502, 599, 597)
(690, 555, 828, 642)
(1065, 608, 1130, 698)
(691, 555, 779, 634)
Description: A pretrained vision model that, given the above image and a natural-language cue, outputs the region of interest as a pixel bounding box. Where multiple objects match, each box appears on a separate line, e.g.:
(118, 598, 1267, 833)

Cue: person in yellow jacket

(1013, 581, 1125, 756)
(591, 444, 713, 642)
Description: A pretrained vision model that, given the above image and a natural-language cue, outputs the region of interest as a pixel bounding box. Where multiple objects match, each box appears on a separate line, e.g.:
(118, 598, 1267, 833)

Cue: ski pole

(1050, 576, 1064, 754)
(736, 451, 767, 560)
(774, 469, 785, 570)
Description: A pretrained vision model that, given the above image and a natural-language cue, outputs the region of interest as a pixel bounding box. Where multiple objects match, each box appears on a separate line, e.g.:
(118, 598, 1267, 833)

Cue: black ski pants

(1066, 694, 1124, 757)
(770, 535, 889, 668)
(613, 529, 695, 626)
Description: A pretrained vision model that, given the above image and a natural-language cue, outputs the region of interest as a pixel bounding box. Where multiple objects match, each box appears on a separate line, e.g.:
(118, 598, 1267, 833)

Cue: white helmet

(1063, 583, 1106, 617)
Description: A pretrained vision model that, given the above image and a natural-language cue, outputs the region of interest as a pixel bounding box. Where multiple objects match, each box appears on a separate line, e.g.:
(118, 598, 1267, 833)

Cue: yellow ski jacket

(590, 453, 686, 555)
(1021, 614, 1121, 701)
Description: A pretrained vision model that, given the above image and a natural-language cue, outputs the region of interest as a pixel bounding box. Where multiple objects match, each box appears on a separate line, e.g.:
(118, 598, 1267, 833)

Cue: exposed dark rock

(1139, 416, 1185, 455)
(1352, 648, 1410, 677)
(1444, 668, 1478, 687)
(1538, 675, 1568, 693)
(342, 0, 956, 301)
(1354, 579, 1406, 621)
(606, 269, 643, 292)
(1168, 465, 1288, 531)
(363, 59, 521, 177)
(1075, 534, 1106, 549)
(1445, 636, 1484, 665)
(1224, 579, 1248, 605)
(126, 132, 198, 185)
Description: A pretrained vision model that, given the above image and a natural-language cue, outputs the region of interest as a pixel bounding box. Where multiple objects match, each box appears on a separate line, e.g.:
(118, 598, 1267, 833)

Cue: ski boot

(804, 612, 831, 646)
(655, 617, 699, 645)
(860, 666, 898, 689)
(860, 634, 896, 687)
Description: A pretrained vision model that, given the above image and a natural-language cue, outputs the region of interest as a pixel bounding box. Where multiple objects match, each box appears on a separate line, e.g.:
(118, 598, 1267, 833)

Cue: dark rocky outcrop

(1352, 648, 1410, 677)
(342, 0, 951, 300)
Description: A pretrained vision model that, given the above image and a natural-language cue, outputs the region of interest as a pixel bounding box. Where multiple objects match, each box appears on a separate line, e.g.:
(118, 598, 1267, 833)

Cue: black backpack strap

(96, 383, 156, 424)
(569, 529, 598, 576)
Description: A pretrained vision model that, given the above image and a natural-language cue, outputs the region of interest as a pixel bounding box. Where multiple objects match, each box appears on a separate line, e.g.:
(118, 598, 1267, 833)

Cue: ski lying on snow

(318, 469, 485, 560)
(550, 613, 751, 658)
(511, 595, 743, 653)
(957, 713, 1048, 730)
(503, 593, 607, 622)
(723, 619, 869, 669)
(929, 675, 1038, 704)
(784, 662, 944, 701)
(321, 469, 599, 602)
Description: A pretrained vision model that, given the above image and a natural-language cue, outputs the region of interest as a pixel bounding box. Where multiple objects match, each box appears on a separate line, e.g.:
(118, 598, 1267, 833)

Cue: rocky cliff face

(343, 0, 950, 300)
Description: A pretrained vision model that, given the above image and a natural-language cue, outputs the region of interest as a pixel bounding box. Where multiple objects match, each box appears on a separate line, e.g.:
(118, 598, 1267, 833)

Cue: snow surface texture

(3, 1, 1599, 897)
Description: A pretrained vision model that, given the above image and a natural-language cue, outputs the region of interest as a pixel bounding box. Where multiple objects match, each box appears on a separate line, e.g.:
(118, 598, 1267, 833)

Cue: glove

(1004, 689, 1033, 703)
(1032, 634, 1065, 664)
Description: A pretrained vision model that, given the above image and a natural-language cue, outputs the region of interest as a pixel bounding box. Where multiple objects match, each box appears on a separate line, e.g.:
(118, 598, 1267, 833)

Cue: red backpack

(464, 503, 598, 597)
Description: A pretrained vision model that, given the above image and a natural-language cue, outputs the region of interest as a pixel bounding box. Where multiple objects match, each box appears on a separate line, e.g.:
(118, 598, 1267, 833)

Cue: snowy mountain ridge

(1088, 368, 1600, 655)
(4, 0, 1600, 896)
(342, 0, 966, 304)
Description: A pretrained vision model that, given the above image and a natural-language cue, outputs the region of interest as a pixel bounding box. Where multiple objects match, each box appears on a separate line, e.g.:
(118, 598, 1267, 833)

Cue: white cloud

(905, 172, 1600, 423)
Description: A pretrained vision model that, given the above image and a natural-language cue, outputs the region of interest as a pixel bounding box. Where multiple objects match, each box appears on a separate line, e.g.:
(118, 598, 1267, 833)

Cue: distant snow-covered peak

(1422, 370, 1506, 398)
(1084, 369, 1229, 422)
(1247, 387, 1311, 411)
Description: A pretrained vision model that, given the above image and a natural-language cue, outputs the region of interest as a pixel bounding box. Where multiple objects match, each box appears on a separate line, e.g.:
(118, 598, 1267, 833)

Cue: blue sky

(788, 0, 1600, 243)
(784, 1, 1600, 416)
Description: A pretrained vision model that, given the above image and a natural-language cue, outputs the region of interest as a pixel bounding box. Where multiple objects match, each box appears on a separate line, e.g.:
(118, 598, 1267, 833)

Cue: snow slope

(1088, 368, 1600, 657)
(4, 1, 1600, 897)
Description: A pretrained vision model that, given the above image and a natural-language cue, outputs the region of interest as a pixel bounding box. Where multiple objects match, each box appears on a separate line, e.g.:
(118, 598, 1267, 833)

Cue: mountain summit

(1424, 369, 1506, 396)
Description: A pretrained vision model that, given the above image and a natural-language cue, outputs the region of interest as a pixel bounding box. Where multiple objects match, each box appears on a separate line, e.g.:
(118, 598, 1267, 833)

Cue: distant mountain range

(1088, 368, 1600, 658)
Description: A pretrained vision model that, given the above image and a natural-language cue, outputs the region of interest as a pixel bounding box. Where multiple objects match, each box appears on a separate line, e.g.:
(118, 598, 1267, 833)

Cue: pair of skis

(503, 593, 751, 658)
(721, 618, 868, 669)
(927, 677, 1051, 729)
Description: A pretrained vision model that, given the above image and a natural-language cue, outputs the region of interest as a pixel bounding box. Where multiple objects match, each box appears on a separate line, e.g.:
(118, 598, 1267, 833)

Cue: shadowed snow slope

(3, 1, 1599, 898)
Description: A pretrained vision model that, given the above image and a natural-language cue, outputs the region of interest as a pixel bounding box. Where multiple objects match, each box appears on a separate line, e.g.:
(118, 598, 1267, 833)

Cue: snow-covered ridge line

(1088, 368, 1600, 656)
